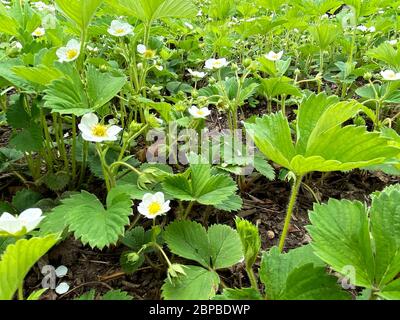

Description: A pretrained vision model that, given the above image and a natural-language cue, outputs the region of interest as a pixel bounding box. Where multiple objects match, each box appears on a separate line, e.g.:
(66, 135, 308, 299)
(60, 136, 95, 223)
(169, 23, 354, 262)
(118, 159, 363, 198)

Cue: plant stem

(71, 115, 77, 182)
(279, 175, 303, 252)
(182, 201, 194, 220)
(78, 140, 88, 186)
(246, 266, 258, 290)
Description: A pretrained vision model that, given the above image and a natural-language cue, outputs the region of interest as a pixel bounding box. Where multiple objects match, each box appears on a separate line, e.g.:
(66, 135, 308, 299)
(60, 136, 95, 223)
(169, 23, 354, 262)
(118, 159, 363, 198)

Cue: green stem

(182, 201, 194, 220)
(109, 161, 142, 176)
(246, 265, 258, 290)
(279, 175, 303, 252)
(96, 144, 111, 192)
(78, 140, 88, 186)
(71, 115, 77, 182)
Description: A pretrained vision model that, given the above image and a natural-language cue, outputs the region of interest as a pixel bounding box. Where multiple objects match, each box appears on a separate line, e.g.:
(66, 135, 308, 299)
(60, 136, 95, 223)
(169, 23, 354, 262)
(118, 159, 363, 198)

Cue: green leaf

(86, 66, 126, 109)
(6, 95, 32, 129)
(0, 148, 23, 173)
(12, 65, 64, 87)
(76, 290, 96, 300)
(260, 245, 325, 300)
(368, 42, 400, 70)
(164, 221, 243, 269)
(164, 220, 210, 268)
(102, 289, 133, 300)
(42, 191, 132, 249)
(259, 77, 302, 98)
(162, 158, 239, 210)
(66, 191, 132, 249)
(307, 199, 375, 288)
(9, 125, 44, 152)
(43, 171, 70, 192)
(295, 93, 339, 154)
(245, 93, 400, 176)
(245, 112, 295, 169)
(121, 226, 149, 251)
(208, 224, 243, 269)
(213, 194, 243, 212)
(27, 288, 48, 300)
(253, 154, 275, 180)
(161, 265, 219, 300)
(0, 235, 58, 300)
(214, 288, 263, 300)
(108, 0, 197, 23)
(0, 14, 18, 36)
(235, 217, 261, 268)
(12, 189, 42, 212)
(309, 22, 338, 50)
(281, 263, 350, 300)
(378, 278, 400, 300)
(43, 65, 90, 116)
(55, 0, 103, 30)
(0, 237, 15, 255)
(370, 185, 400, 287)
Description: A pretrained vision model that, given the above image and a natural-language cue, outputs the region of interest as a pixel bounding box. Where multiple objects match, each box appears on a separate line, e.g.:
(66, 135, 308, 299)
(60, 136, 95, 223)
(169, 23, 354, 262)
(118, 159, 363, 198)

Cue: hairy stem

(279, 175, 303, 252)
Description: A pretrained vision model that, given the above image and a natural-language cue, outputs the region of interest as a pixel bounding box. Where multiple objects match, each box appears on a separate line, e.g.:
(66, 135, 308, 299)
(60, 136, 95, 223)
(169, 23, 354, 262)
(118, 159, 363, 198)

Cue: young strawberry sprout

(0, 0, 400, 302)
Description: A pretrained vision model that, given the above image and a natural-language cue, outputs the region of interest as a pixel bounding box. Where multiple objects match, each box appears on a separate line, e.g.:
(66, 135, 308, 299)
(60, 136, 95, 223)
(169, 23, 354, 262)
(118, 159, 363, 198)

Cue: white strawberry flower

(137, 44, 156, 59)
(56, 39, 81, 63)
(188, 105, 211, 119)
(381, 69, 400, 81)
(138, 192, 170, 219)
(0, 208, 44, 236)
(265, 50, 283, 61)
(188, 69, 206, 79)
(368, 26, 376, 33)
(205, 58, 229, 70)
(388, 39, 398, 45)
(107, 20, 134, 37)
(32, 27, 45, 37)
(78, 113, 122, 143)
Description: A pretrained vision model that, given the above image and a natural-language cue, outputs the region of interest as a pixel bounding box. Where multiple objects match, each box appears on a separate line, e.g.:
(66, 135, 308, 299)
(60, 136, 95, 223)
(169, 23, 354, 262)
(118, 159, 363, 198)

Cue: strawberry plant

(0, 0, 400, 302)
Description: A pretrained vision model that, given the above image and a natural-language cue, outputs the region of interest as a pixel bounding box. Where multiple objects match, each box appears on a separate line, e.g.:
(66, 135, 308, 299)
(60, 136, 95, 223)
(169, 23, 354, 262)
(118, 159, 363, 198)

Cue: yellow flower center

(144, 49, 156, 59)
(91, 124, 108, 137)
(148, 201, 161, 215)
(116, 28, 125, 34)
(197, 110, 204, 116)
(66, 49, 78, 60)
